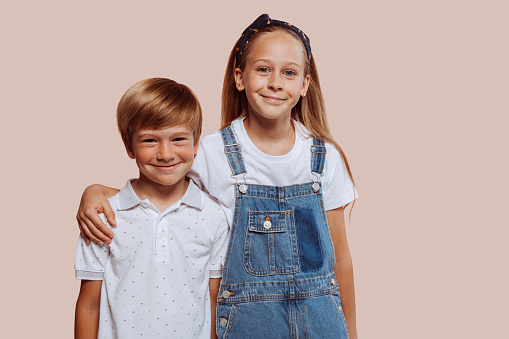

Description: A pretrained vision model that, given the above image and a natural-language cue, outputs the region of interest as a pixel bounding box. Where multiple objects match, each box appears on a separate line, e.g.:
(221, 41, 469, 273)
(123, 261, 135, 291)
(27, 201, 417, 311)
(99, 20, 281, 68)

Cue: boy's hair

(117, 78, 202, 154)
(221, 26, 355, 191)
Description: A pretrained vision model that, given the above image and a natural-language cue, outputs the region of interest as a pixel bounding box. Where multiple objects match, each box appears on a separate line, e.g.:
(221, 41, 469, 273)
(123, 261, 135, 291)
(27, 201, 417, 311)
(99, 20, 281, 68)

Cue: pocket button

(220, 318, 228, 327)
(222, 290, 231, 298)
(263, 220, 272, 229)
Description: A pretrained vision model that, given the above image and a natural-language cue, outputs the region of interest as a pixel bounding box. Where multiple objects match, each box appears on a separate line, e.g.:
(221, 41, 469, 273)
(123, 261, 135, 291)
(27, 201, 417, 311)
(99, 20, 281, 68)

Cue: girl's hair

(221, 25, 356, 196)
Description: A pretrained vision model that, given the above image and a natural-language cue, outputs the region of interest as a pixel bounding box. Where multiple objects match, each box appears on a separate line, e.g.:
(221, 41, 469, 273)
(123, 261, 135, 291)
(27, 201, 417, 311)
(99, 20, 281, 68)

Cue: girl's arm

(209, 278, 221, 339)
(75, 280, 102, 339)
(326, 207, 358, 339)
(77, 184, 119, 245)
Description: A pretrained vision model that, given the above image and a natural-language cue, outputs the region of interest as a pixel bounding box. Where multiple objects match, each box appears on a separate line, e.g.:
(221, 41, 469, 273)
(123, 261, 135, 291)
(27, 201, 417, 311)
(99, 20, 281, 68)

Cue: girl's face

(234, 31, 310, 123)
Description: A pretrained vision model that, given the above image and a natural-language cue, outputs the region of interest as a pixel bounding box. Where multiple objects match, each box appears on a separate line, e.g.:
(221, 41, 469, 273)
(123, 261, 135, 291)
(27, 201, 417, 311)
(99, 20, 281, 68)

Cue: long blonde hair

(221, 26, 356, 197)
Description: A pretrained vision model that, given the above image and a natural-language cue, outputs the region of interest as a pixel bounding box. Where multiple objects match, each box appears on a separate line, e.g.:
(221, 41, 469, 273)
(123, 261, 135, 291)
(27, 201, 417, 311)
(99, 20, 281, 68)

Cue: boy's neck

(131, 174, 189, 213)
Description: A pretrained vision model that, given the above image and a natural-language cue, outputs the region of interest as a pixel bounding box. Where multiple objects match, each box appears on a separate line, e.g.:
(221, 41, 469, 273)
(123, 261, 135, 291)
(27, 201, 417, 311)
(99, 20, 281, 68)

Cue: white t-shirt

(188, 118, 357, 228)
(75, 179, 229, 339)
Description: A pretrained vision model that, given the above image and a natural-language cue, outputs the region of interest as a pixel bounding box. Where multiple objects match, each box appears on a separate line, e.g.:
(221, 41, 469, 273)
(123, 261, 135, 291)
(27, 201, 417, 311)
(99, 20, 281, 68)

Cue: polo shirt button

(219, 318, 228, 327)
(238, 184, 248, 194)
(263, 220, 272, 229)
(222, 290, 231, 298)
(158, 234, 163, 240)
(312, 182, 320, 192)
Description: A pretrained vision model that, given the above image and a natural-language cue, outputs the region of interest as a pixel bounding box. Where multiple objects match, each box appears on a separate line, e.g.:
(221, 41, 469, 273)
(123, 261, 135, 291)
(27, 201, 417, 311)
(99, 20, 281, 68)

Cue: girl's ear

(234, 68, 245, 91)
(301, 74, 310, 97)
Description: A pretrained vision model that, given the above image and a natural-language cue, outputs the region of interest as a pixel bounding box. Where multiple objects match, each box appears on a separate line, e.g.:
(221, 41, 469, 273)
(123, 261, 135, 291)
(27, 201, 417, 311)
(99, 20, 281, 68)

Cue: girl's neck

(243, 115, 295, 156)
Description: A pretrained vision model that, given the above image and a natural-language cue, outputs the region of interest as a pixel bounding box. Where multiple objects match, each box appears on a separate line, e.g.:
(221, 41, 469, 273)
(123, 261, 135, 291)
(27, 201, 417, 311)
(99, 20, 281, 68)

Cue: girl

(78, 14, 358, 338)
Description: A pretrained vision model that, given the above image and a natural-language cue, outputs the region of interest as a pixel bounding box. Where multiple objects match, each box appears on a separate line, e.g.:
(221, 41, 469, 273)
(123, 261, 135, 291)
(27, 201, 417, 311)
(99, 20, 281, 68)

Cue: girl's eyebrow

(253, 58, 302, 69)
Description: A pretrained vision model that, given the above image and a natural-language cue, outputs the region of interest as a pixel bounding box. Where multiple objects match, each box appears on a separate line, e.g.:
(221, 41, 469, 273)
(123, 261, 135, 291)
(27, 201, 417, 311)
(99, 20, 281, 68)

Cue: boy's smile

(127, 126, 198, 193)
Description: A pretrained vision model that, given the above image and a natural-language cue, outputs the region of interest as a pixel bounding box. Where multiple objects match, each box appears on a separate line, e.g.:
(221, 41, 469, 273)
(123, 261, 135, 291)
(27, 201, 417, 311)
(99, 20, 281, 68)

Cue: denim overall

(216, 127, 348, 339)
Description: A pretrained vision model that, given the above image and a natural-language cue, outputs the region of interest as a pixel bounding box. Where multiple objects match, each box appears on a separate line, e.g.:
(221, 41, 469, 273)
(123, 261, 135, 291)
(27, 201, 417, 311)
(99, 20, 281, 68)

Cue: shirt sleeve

(74, 214, 111, 280)
(209, 206, 230, 279)
(322, 145, 358, 210)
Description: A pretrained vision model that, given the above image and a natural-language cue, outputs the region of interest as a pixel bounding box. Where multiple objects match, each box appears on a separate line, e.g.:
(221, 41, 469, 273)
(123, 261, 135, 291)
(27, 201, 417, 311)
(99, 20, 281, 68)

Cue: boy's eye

(142, 139, 156, 143)
(173, 137, 191, 144)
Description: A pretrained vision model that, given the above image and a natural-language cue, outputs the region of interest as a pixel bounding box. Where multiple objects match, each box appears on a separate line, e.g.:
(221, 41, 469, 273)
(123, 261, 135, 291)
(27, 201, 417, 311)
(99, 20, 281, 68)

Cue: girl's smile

(261, 94, 286, 104)
(235, 31, 310, 123)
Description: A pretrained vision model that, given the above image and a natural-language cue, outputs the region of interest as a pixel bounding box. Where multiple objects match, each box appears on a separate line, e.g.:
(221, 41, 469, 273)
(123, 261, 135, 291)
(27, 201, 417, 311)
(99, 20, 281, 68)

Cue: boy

(74, 78, 229, 339)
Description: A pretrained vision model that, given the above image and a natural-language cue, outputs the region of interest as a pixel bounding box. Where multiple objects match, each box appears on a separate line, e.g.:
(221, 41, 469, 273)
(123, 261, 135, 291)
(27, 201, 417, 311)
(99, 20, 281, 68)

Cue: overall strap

(220, 126, 247, 176)
(311, 138, 327, 175)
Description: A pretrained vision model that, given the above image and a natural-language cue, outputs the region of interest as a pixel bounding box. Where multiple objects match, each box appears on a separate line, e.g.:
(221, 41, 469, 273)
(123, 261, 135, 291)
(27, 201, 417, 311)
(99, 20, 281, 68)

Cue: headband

(235, 14, 312, 68)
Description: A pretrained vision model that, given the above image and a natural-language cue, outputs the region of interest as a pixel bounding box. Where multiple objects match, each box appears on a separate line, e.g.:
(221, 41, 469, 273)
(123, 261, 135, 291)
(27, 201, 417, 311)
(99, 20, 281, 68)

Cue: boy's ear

(234, 68, 245, 91)
(193, 140, 199, 156)
(126, 145, 135, 159)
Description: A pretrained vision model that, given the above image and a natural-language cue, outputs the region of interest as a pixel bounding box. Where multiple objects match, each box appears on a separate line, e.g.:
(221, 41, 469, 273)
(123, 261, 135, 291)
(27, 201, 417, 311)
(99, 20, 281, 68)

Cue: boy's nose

(157, 144, 175, 161)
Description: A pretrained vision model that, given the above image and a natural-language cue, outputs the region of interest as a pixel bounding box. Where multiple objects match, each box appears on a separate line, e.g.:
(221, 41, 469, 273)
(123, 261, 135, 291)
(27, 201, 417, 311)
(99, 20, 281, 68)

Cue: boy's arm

(75, 280, 102, 339)
(326, 207, 358, 339)
(209, 278, 221, 339)
(77, 184, 120, 245)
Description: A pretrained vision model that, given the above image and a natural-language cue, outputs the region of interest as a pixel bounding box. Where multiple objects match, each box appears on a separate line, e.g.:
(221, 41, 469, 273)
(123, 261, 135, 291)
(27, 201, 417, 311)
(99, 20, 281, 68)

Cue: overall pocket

(330, 293, 349, 335)
(217, 303, 237, 339)
(244, 210, 300, 275)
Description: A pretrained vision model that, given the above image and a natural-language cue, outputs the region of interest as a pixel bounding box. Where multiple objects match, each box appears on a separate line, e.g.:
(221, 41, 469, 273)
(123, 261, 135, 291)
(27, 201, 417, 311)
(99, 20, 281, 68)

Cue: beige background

(1, 0, 507, 337)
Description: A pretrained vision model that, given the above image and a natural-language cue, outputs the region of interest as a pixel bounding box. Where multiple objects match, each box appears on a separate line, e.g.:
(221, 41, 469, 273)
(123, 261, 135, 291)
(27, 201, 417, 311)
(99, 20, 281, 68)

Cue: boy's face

(127, 125, 198, 188)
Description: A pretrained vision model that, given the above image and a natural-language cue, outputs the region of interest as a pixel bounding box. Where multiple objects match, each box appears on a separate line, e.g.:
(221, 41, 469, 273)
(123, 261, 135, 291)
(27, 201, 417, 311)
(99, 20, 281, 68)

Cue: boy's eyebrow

(253, 58, 302, 69)
(137, 128, 193, 138)
(137, 132, 156, 138)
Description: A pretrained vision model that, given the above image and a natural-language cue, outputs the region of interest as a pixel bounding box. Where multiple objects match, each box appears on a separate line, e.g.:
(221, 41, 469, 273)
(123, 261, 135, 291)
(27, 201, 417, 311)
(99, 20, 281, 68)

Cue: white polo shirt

(75, 179, 229, 338)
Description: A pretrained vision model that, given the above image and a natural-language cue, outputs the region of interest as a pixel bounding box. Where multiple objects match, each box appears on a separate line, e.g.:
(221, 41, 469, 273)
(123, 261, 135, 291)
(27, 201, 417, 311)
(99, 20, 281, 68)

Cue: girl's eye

(284, 70, 297, 77)
(257, 67, 269, 73)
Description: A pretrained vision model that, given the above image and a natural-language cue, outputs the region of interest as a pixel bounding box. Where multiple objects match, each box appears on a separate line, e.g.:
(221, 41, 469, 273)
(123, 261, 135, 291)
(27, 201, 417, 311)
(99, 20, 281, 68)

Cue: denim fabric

(217, 127, 348, 339)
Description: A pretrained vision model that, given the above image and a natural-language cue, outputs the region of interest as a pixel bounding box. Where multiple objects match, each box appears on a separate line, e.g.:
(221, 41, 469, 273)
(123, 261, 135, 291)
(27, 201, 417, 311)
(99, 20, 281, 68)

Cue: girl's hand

(76, 184, 119, 245)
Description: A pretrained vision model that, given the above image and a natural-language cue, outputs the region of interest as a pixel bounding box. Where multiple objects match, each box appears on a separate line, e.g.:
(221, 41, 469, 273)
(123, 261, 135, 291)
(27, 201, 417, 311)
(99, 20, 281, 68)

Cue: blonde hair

(221, 26, 356, 196)
(117, 78, 202, 155)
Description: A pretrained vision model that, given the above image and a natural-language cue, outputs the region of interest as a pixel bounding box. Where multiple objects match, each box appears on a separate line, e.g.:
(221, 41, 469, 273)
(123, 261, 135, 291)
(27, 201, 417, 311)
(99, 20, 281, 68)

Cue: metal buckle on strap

(311, 172, 324, 193)
(310, 145, 327, 153)
(224, 143, 242, 153)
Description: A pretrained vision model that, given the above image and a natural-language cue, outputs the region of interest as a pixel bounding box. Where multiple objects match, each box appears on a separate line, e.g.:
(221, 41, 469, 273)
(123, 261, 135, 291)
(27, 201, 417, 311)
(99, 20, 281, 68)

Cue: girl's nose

(157, 143, 175, 161)
(268, 73, 283, 91)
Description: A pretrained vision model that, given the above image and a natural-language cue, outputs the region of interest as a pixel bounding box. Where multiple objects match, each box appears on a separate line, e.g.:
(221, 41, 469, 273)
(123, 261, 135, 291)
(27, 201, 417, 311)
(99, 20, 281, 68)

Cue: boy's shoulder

(188, 180, 228, 225)
(98, 180, 134, 227)
(189, 179, 223, 211)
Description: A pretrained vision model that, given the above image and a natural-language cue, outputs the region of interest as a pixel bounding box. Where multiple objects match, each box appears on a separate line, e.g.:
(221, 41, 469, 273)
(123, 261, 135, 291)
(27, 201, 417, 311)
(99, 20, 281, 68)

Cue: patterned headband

(235, 13, 312, 68)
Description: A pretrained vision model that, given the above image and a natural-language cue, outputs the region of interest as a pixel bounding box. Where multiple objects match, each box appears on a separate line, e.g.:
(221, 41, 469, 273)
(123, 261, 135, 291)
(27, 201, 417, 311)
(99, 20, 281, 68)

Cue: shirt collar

(116, 179, 203, 211)
(180, 179, 204, 210)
